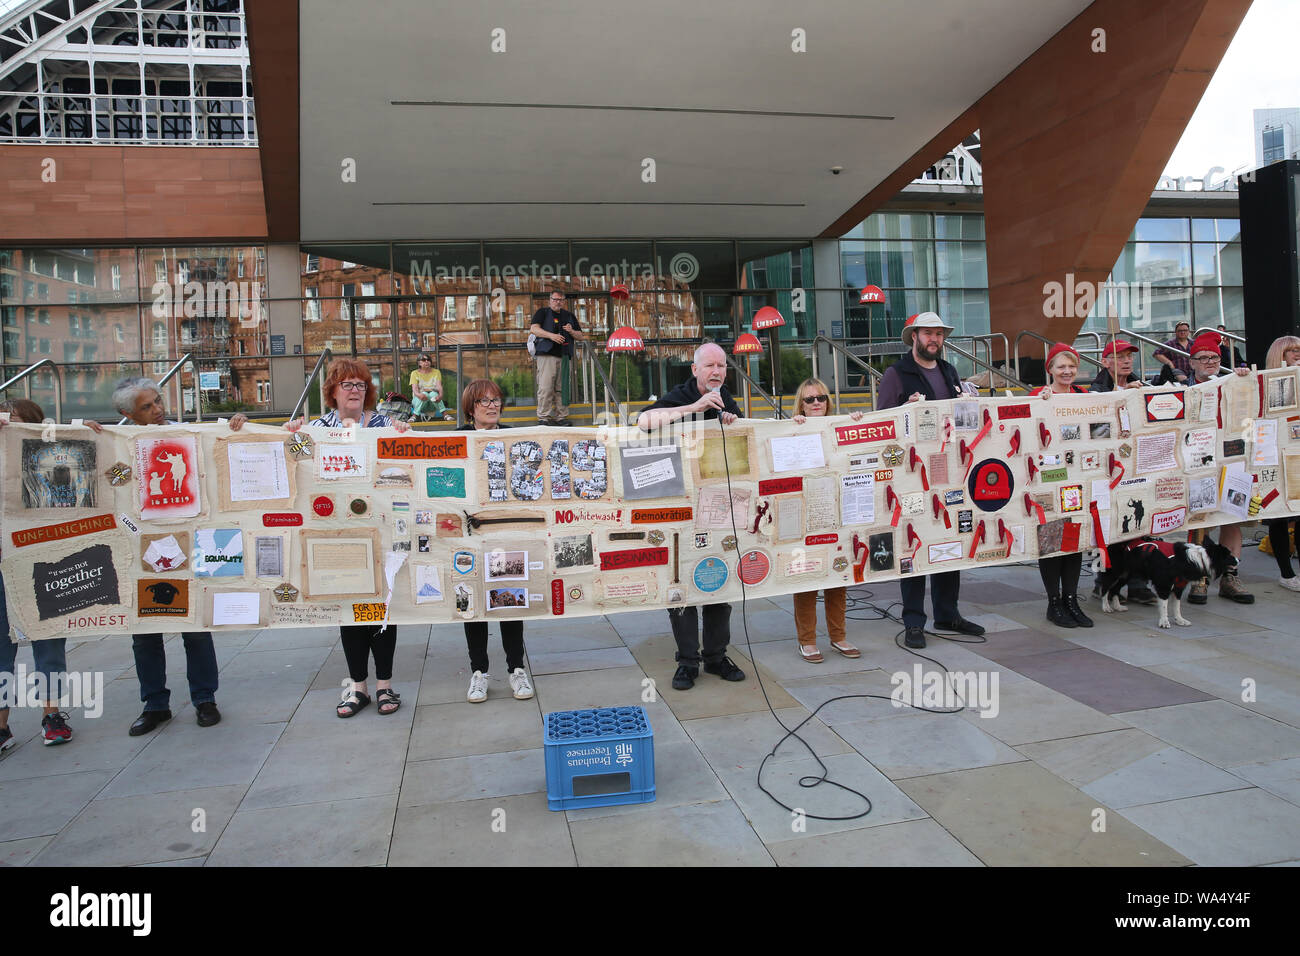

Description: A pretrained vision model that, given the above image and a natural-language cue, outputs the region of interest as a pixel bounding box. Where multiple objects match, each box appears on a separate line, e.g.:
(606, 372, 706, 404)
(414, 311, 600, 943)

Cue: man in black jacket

(878, 313, 985, 649)
(529, 291, 586, 426)
(637, 343, 745, 690)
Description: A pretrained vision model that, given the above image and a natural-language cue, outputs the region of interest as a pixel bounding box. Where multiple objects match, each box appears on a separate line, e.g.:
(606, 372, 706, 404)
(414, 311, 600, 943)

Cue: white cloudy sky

(1163, 0, 1300, 180)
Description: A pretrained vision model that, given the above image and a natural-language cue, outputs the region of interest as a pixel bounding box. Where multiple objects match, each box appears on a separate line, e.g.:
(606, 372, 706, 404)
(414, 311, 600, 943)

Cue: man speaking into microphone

(637, 343, 744, 690)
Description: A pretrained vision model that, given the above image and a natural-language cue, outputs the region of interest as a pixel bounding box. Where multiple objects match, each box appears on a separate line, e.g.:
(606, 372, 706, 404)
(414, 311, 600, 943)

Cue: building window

(177, 262, 189, 285)
(304, 254, 319, 273)
(304, 287, 320, 322)
(1263, 126, 1284, 163)
(155, 261, 167, 285)
(151, 322, 168, 350)
(114, 324, 125, 343)
(237, 251, 245, 277)
(443, 297, 457, 322)
(111, 264, 121, 290)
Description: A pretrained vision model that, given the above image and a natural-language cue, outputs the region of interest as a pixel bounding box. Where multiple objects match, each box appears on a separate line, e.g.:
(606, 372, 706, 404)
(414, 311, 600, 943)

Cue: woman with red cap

(1185, 331, 1254, 606)
(1032, 344, 1093, 627)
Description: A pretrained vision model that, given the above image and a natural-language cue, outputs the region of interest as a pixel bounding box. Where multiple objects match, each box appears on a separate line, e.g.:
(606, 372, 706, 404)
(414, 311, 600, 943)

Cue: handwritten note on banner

(3, 369, 1299, 638)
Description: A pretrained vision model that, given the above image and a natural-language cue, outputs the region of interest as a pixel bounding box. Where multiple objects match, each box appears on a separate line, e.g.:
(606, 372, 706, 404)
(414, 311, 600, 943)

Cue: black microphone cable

(713, 409, 976, 822)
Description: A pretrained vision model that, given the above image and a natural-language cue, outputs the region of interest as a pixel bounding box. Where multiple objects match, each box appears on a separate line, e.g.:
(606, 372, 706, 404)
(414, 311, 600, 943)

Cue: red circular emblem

(313, 495, 334, 517)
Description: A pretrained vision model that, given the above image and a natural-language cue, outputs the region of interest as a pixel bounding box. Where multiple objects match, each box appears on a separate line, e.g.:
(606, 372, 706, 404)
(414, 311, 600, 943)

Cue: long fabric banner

(5, 368, 1300, 640)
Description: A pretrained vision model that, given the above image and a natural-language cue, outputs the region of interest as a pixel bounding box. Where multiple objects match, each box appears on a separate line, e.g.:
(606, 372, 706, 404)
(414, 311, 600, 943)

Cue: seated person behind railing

(408, 352, 454, 421)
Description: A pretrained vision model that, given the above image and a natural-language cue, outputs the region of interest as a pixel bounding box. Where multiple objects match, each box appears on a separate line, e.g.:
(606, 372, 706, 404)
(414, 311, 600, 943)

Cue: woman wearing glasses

(458, 379, 534, 703)
(789, 378, 863, 662)
(409, 352, 454, 421)
(1032, 344, 1093, 628)
(286, 359, 411, 718)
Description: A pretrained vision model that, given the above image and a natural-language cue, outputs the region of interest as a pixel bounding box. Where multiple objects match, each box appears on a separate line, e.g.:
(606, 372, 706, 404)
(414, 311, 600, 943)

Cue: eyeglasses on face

(1192, 354, 1219, 363)
(418, 357, 431, 363)
(475, 397, 502, 407)
(803, 394, 829, 403)
(338, 381, 368, 392)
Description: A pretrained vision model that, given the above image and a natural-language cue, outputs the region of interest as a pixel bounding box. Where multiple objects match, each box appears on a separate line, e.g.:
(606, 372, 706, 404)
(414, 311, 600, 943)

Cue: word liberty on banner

(3, 369, 1299, 639)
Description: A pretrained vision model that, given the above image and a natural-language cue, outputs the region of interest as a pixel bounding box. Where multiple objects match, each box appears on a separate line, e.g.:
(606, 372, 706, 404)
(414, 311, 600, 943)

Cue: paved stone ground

(2, 541, 1299, 867)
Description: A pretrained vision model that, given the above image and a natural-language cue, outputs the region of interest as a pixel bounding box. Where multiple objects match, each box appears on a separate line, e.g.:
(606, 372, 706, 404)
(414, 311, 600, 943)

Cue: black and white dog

(1095, 535, 1237, 628)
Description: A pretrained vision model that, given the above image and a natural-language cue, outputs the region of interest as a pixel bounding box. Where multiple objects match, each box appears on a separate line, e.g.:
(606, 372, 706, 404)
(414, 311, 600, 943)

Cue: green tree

(756, 346, 812, 394)
(606, 354, 650, 402)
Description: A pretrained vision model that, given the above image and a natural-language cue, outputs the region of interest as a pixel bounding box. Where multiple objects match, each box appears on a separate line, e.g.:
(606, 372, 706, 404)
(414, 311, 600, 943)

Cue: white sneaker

(467, 670, 489, 703)
(1280, 576, 1300, 592)
(508, 667, 534, 700)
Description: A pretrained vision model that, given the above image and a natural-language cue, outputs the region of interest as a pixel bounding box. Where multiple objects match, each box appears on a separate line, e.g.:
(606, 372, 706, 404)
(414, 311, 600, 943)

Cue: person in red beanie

(1185, 332, 1253, 605)
(1090, 340, 1143, 392)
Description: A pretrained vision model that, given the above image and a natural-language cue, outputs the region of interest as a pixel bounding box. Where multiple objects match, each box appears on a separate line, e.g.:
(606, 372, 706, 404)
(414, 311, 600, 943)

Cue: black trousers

(1268, 519, 1298, 578)
(899, 571, 960, 629)
(1038, 553, 1083, 599)
(463, 620, 525, 673)
(339, 625, 397, 683)
(668, 603, 732, 664)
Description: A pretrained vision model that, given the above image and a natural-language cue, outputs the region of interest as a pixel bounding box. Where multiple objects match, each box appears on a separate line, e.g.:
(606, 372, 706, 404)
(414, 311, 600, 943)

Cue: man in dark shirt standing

(529, 291, 585, 426)
(1153, 322, 1193, 384)
(637, 342, 745, 690)
(877, 313, 985, 648)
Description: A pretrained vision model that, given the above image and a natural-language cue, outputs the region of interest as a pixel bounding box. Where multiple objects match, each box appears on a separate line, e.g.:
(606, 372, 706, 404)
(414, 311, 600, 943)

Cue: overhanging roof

(284, 0, 1094, 241)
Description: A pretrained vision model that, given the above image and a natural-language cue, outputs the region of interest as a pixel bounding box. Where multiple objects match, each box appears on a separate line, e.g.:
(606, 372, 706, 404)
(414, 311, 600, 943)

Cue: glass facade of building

(0, 212, 1247, 417)
(0, 245, 268, 419)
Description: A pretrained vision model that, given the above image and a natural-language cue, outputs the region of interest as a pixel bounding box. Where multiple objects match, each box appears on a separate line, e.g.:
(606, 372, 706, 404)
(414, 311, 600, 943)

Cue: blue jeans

(0, 571, 69, 707)
(132, 632, 218, 712)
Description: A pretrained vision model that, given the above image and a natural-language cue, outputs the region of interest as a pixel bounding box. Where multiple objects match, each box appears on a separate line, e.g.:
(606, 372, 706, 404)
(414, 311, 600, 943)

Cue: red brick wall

(1, 145, 267, 244)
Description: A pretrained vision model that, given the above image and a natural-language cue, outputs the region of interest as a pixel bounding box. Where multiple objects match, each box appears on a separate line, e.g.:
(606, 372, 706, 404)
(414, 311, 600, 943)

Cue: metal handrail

(958, 332, 1010, 379)
(723, 354, 783, 418)
(0, 358, 63, 423)
(1119, 328, 1188, 381)
(1074, 331, 1103, 354)
(944, 341, 1028, 393)
(1013, 329, 1105, 383)
(116, 352, 200, 425)
(579, 340, 624, 425)
(811, 334, 881, 415)
(949, 335, 995, 384)
(290, 348, 333, 423)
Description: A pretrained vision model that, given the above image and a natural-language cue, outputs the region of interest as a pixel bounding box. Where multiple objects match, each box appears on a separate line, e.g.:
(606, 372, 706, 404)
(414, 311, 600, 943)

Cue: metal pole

(455, 344, 464, 428)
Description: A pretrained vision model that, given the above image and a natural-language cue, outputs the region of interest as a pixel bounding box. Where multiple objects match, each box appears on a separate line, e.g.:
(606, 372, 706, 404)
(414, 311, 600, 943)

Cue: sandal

(377, 687, 401, 716)
(830, 640, 861, 659)
(336, 690, 371, 718)
(798, 644, 824, 663)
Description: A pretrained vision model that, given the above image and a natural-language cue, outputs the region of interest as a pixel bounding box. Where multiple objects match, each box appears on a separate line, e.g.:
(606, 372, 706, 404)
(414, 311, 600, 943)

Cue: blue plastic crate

(543, 706, 655, 811)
